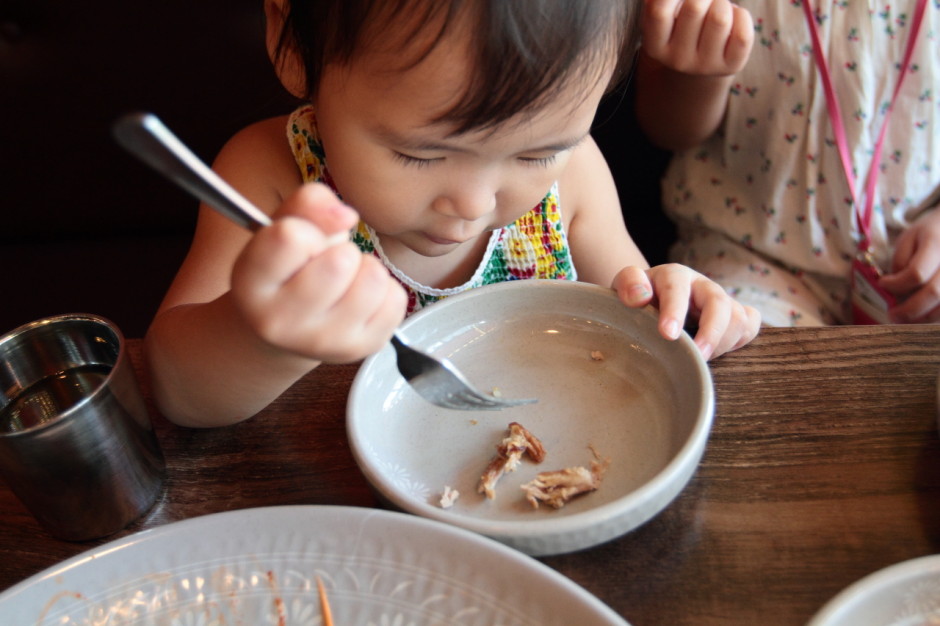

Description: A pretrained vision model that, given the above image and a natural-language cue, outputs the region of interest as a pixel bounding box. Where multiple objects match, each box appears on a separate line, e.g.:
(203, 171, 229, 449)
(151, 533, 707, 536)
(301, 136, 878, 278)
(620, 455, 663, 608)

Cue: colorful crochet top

(287, 104, 576, 315)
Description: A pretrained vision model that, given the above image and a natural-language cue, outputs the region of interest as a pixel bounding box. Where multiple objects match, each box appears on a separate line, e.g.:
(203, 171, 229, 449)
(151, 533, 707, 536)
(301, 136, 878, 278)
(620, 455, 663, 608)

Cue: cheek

(330, 166, 427, 232)
(322, 145, 433, 231)
(322, 141, 398, 204)
(497, 168, 562, 220)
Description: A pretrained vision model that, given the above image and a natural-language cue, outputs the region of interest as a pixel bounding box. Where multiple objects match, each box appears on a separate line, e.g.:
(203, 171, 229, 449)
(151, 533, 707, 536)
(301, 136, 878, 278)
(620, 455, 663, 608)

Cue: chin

(412, 241, 460, 258)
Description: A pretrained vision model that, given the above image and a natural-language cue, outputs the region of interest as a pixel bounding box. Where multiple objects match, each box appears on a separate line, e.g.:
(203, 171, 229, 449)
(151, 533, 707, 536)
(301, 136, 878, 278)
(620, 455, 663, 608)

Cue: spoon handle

(112, 112, 272, 231)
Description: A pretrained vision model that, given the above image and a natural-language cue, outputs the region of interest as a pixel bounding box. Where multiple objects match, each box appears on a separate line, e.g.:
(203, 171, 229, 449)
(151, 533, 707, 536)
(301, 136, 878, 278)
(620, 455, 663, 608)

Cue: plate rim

(0, 504, 630, 625)
(807, 554, 940, 626)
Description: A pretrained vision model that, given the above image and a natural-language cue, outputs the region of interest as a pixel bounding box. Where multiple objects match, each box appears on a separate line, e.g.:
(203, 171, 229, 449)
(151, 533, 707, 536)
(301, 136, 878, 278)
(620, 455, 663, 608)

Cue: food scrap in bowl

(478, 422, 546, 499)
(521, 446, 610, 509)
(439, 485, 460, 509)
(473, 422, 609, 510)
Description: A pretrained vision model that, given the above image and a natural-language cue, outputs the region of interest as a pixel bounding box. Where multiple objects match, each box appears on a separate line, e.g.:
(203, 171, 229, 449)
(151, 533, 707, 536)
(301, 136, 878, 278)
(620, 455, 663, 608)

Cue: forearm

(144, 293, 320, 427)
(634, 52, 734, 151)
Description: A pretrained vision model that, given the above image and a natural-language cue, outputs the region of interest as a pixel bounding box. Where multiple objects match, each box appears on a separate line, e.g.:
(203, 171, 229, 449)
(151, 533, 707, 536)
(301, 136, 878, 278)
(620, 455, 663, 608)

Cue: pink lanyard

(801, 0, 929, 255)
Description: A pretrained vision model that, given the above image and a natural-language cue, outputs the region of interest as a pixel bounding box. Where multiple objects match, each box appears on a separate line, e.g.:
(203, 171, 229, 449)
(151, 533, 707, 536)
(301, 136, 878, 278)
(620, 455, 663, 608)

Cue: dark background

(0, 0, 671, 339)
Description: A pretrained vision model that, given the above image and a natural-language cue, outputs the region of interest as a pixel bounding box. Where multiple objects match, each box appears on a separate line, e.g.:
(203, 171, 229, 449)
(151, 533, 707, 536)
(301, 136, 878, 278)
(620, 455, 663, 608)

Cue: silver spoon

(112, 112, 536, 411)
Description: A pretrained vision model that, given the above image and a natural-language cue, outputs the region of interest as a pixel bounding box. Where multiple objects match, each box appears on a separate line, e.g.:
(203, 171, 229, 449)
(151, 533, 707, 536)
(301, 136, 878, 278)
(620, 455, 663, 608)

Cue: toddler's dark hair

(274, 0, 640, 134)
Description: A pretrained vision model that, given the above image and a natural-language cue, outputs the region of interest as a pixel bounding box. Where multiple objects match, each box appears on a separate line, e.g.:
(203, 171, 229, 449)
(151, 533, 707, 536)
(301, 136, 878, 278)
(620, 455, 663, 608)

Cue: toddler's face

(312, 16, 612, 270)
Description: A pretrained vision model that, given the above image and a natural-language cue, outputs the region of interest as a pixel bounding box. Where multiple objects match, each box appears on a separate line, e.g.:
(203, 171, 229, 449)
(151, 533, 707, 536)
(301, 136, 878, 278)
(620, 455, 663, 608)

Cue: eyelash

(392, 152, 559, 169)
(519, 155, 558, 168)
(393, 152, 437, 169)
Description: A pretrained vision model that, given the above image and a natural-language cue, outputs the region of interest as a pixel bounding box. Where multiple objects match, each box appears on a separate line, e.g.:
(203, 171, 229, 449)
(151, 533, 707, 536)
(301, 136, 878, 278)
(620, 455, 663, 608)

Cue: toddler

(146, 0, 760, 427)
(637, 0, 940, 326)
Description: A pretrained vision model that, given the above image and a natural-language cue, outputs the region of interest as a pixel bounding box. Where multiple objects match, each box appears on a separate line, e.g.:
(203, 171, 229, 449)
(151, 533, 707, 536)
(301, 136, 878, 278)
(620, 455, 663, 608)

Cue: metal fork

(112, 112, 537, 411)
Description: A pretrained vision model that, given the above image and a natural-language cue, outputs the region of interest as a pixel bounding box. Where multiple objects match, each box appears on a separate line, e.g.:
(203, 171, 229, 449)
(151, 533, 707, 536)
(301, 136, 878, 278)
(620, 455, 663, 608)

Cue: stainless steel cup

(0, 314, 165, 541)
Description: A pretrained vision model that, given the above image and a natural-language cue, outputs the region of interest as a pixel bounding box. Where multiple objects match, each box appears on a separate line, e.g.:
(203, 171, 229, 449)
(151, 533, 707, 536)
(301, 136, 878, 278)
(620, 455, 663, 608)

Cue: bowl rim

(347, 280, 714, 548)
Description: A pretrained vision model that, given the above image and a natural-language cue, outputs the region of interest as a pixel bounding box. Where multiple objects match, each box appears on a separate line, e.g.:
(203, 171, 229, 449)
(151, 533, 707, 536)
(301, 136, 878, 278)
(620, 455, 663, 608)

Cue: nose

(432, 176, 497, 221)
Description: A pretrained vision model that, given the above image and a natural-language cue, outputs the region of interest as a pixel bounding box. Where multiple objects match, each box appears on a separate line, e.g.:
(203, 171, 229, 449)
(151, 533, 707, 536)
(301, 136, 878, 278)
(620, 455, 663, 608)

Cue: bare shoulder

(558, 136, 620, 222)
(155, 115, 301, 310)
(560, 135, 647, 284)
(558, 136, 619, 223)
(212, 115, 302, 214)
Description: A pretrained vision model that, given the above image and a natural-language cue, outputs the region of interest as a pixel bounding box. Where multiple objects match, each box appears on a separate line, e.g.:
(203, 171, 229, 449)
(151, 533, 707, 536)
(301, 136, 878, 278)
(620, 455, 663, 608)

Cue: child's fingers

(700, 1, 753, 72)
(231, 218, 360, 322)
(684, 0, 754, 74)
(888, 270, 940, 323)
(738, 305, 762, 349)
(691, 292, 759, 360)
(890, 295, 932, 323)
(689, 287, 731, 361)
(233, 234, 363, 345)
(308, 255, 408, 360)
(234, 216, 353, 301)
(642, 0, 754, 75)
(880, 265, 923, 298)
(640, 0, 684, 57)
(645, 265, 693, 342)
(725, 5, 755, 71)
(235, 240, 404, 361)
(667, 0, 713, 69)
(888, 226, 918, 275)
(697, 0, 735, 62)
(614, 265, 683, 339)
(276, 182, 359, 238)
(881, 226, 940, 297)
(672, 0, 714, 41)
(621, 264, 759, 360)
(612, 265, 655, 307)
(228, 181, 406, 363)
(277, 242, 374, 322)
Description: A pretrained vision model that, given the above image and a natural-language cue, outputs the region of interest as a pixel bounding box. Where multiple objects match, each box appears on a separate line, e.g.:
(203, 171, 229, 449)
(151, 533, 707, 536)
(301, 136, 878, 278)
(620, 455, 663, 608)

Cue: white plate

(0, 505, 628, 625)
(348, 281, 713, 556)
(808, 555, 940, 626)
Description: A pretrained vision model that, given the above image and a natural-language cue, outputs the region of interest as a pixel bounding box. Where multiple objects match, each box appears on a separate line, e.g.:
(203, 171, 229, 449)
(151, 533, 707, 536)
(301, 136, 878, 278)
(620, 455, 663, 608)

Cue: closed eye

(518, 154, 558, 168)
(393, 151, 441, 169)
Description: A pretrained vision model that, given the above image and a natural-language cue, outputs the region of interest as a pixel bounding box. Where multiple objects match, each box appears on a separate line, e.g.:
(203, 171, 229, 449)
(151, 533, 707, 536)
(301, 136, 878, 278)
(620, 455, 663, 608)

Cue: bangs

(278, 0, 640, 134)
(439, 1, 639, 134)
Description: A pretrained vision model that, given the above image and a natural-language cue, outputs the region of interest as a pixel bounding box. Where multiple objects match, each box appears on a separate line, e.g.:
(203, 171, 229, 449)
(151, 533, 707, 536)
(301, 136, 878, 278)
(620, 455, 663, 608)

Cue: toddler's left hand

(879, 207, 940, 322)
(612, 264, 760, 360)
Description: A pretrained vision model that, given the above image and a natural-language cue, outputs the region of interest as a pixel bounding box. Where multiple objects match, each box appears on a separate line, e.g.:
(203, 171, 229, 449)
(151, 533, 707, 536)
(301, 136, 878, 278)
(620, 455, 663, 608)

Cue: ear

(264, 0, 307, 98)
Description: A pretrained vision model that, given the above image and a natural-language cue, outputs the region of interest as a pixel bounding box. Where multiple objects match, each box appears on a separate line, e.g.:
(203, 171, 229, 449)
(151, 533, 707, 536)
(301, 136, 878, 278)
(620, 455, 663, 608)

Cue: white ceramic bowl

(808, 555, 940, 626)
(347, 280, 714, 556)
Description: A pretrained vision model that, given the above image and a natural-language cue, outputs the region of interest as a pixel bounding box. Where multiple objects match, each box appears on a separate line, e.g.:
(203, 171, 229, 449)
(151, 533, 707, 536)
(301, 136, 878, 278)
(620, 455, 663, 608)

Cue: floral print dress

(287, 105, 577, 316)
(664, 0, 940, 326)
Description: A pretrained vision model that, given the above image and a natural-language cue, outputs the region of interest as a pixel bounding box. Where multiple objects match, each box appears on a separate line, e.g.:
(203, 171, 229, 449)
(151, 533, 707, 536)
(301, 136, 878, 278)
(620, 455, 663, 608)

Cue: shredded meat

(521, 448, 610, 509)
(478, 422, 546, 499)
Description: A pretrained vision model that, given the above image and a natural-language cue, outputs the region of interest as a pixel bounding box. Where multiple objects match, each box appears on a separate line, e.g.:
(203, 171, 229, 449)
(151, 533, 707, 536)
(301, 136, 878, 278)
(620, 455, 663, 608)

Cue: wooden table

(1, 326, 939, 625)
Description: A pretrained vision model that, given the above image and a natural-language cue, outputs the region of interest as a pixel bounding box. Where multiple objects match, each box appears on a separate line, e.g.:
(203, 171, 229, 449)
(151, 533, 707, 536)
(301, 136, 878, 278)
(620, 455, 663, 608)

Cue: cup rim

(0, 313, 126, 437)
(0, 313, 123, 347)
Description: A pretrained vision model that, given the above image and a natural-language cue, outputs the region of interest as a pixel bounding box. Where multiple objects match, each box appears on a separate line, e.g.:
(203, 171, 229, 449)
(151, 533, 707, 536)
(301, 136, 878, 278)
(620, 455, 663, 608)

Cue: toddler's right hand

(230, 183, 407, 363)
(641, 0, 754, 77)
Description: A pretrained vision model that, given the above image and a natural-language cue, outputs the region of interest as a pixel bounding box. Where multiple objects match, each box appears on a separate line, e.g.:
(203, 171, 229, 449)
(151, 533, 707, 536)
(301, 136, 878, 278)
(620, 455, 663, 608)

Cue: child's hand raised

(641, 0, 754, 77)
(612, 264, 761, 361)
(230, 183, 408, 363)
